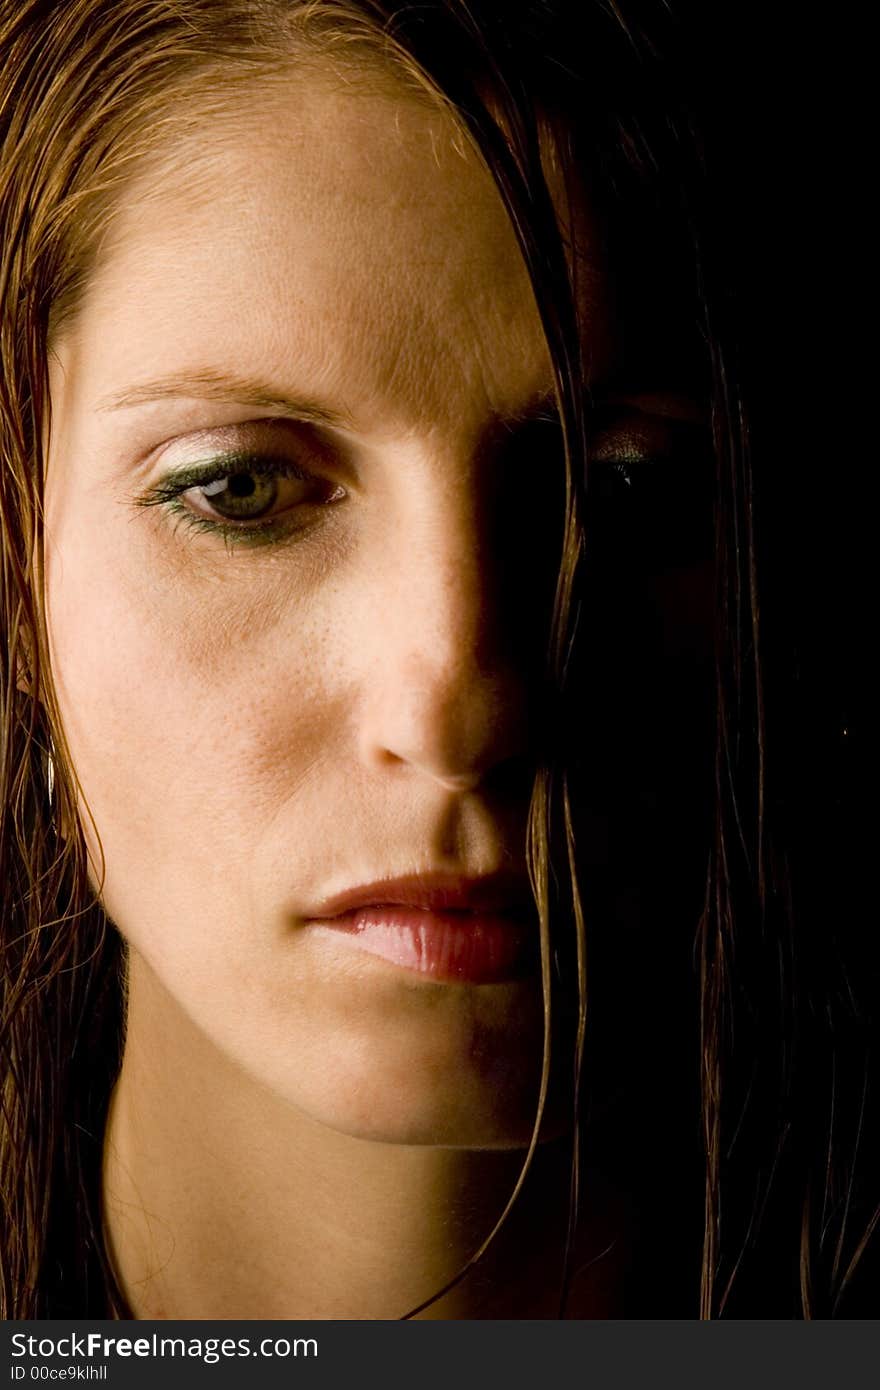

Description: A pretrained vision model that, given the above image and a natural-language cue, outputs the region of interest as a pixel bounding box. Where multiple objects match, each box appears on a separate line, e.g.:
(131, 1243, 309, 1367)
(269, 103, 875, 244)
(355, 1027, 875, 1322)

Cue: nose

(356, 480, 532, 794)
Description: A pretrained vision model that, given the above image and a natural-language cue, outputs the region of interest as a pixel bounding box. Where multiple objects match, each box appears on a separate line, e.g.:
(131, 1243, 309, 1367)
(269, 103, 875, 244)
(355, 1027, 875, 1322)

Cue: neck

(103, 958, 631, 1319)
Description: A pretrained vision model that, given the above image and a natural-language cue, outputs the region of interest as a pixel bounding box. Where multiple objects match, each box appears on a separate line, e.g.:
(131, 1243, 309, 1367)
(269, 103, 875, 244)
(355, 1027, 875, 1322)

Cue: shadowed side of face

(43, 67, 581, 1147)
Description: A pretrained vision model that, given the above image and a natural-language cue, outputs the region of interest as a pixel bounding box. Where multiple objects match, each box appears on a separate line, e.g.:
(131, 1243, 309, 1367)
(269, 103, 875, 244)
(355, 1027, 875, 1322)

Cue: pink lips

(303, 873, 536, 983)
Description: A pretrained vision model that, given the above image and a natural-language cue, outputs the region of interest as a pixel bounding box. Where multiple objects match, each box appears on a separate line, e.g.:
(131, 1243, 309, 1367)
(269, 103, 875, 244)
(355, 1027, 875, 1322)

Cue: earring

(46, 738, 55, 807)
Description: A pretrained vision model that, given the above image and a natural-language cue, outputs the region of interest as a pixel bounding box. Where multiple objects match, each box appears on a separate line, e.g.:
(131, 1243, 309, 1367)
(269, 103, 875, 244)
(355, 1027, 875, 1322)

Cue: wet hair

(1, 0, 875, 1317)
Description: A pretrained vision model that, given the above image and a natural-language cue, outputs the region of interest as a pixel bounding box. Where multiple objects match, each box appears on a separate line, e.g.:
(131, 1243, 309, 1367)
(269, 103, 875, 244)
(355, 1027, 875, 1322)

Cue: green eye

(197, 470, 281, 520)
(135, 451, 344, 548)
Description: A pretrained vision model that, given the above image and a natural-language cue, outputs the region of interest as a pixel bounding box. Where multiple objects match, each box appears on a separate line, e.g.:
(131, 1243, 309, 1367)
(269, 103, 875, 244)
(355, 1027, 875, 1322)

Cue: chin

(298, 1091, 567, 1151)
(270, 1021, 573, 1151)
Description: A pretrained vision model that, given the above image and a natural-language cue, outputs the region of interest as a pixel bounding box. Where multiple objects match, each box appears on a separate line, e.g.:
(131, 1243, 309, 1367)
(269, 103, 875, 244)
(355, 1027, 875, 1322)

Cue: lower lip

(305, 906, 535, 983)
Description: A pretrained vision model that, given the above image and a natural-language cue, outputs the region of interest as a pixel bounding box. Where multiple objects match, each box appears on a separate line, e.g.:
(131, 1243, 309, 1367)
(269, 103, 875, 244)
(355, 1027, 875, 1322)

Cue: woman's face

(44, 68, 709, 1149)
(46, 71, 564, 1147)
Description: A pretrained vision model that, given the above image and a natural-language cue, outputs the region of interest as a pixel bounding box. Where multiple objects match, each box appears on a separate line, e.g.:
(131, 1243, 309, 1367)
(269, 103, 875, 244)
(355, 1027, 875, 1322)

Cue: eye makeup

(133, 449, 345, 549)
(586, 410, 714, 571)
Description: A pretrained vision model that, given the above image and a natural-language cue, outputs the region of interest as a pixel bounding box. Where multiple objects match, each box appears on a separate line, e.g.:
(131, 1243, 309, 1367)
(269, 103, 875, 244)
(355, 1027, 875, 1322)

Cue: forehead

(53, 72, 567, 438)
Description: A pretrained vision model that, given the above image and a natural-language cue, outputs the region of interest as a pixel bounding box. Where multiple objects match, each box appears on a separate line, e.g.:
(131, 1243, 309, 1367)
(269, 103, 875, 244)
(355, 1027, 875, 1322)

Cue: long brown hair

(1, 0, 875, 1318)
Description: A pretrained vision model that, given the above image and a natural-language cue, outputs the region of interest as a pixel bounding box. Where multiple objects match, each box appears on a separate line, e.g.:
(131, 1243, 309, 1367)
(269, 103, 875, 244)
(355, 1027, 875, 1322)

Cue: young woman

(0, 0, 874, 1317)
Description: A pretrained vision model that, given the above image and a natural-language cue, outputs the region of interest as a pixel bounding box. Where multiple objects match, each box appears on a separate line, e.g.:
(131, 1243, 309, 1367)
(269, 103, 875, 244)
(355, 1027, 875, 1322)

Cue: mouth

(302, 872, 538, 984)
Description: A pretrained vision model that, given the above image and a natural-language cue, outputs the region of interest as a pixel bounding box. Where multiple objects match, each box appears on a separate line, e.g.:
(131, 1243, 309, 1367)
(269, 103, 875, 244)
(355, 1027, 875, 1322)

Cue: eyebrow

(96, 369, 566, 441)
(96, 368, 355, 430)
(596, 389, 707, 422)
(96, 369, 703, 445)
(500, 388, 559, 426)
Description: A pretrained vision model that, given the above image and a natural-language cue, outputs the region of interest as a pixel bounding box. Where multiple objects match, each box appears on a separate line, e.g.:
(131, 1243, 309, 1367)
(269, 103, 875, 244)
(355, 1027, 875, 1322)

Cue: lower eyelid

(131, 456, 345, 549)
(186, 510, 323, 540)
(163, 498, 323, 550)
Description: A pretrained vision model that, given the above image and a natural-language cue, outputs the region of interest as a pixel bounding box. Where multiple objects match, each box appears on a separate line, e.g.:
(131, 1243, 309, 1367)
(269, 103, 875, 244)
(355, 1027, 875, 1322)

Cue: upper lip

(311, 871, 535, 919)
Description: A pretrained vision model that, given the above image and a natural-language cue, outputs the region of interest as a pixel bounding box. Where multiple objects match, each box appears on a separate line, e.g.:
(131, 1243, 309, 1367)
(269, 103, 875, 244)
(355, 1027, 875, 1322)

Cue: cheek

(44, 496, 350, 936)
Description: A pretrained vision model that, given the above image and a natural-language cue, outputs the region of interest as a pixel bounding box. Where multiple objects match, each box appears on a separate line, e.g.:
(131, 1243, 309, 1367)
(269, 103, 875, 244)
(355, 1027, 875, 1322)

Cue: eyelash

(131, 436, 711, 567)
(135, 452, 342, 549)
